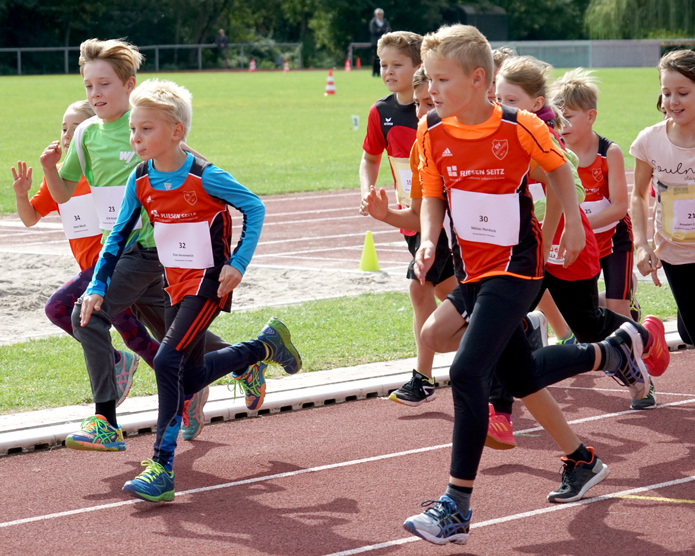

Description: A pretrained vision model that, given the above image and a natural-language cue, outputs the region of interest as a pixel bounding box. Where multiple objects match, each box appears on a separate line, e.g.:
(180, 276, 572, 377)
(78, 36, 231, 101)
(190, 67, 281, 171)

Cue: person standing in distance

(369, 8, 391, 77)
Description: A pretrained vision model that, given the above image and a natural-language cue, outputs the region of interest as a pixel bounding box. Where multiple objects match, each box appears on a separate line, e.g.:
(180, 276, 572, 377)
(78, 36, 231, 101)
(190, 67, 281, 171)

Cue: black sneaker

(631, 379, 656, 410)
(388, 370, 436, 407)
(604, 322, 651, 400)
(547, 446, 610, 503)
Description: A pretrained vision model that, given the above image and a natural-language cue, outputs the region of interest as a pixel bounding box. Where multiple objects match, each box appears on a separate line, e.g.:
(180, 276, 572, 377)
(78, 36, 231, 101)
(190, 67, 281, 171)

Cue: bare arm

(631, 157, 661, 285)
(12, 162, 41, 227)
(586, 143, 628, 229)
(364, 186, 421, 230)
(358, 151, 381, 213)
(40, 141, 78, 204)
(413, 196, 446, 284)
(546, 161, 585, 267)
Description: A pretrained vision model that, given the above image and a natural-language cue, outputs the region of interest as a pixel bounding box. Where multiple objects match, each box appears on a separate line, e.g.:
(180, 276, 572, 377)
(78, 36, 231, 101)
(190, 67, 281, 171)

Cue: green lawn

(0, 283, 678, 414)
(1, 67, 663, 215)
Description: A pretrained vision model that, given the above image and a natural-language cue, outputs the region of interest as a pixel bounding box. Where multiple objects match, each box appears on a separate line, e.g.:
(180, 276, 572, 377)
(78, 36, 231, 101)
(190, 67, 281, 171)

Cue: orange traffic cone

(283, 60, 290, 72)
(324, 69, 336, 96)
(345, 58, 351, 72)
(355, 57, 361, 69)
(249, 58, 257, 72)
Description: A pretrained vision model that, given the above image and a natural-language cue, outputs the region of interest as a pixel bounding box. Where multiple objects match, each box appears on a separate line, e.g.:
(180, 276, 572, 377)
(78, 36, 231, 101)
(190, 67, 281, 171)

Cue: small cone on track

(345, 58, 351, 72)
(249, 58, 257, 72)
(355, 57, 361, 69)
(283, 60, 290, 72)
(324, 69, 336, 96)
(359, 231, 380, 271)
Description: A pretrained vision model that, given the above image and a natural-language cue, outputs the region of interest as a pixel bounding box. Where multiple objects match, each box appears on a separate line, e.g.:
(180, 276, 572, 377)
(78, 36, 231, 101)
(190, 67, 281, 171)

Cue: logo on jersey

(447, 166, 458, 177)
(492, 140, 508, 160)
(183, 191, 197, 206)
(592, 168, 603, 181)
(119, 151, 137, 164)
(384, 117, 393, 126)
(442, 148, 453, 157)
(164, 182, 172, 190)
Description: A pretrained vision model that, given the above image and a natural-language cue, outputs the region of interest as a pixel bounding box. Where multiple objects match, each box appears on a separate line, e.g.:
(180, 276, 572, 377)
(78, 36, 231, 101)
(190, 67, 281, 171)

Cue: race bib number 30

(450, 189, 520, 246)
(154, 221, 214, 269)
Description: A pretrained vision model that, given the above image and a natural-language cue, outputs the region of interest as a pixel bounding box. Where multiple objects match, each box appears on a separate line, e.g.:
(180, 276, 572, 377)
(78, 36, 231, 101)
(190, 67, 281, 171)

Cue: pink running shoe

(485, 403, 516, 450)
(642, 315, 670, 377)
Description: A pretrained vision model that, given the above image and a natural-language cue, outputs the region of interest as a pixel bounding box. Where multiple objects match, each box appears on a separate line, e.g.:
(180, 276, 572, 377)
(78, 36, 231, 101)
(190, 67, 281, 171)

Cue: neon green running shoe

(557, 332, 577, 345)
(234, 362, 267, 410)
(122, 459, 175, 502)
(65, 415, 125, 451)
(257, 317, 302, 375)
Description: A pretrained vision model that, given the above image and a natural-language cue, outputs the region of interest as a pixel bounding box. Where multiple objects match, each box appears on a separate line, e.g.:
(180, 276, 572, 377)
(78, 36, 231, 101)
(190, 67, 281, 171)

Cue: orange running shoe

(485, 403, 516, 450)
(642, 315, 670, 377)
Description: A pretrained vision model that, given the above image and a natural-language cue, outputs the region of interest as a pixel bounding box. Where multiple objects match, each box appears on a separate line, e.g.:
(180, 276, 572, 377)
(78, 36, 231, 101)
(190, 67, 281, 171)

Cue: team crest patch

(492, 139, 508, 160)
(183, 191, 197, 205)
(592, 168, 603, 181)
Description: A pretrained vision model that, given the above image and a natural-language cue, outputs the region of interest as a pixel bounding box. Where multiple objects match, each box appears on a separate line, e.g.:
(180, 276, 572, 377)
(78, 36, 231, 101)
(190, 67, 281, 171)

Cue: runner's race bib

(546, 244, 565, 265)
(154, 221, 214, 269)
(658, 181, 695, 243)
(58, 194, 102, 240)
(450, 189, 520, 246)
(90, 185, 142, 231)
(388, 156, 413, 209)
(580, 197, 618, 234)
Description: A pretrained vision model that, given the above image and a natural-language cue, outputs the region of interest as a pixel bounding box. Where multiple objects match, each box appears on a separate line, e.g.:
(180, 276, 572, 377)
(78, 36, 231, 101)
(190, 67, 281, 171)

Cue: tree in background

(586, 0, 695, 39)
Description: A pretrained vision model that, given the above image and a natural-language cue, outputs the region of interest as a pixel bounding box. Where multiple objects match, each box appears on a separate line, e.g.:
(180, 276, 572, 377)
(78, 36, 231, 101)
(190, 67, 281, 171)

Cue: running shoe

(234, 362, 267, 410)
(526, 310, 549, 351)
(631, 379, 656, 410)
(403, 495, 471, 545)
(122, 459, 175, 502)
(547, 447, 609, 503)
(115, 350, 140, 407)
(388, 370, 436, 407)
(604, 322, 651, 400)
(64, 415, 125, 451)
(181, 386, 209, 440)
(486, 403, 516, 450)
(258, 317, 302, 375)
(642, 315, 670, 377)
(557, 332, 577, 345)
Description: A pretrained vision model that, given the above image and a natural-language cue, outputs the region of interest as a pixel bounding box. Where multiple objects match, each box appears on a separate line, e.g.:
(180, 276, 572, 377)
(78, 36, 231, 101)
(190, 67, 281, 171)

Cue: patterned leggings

(45, 266, 159, 367)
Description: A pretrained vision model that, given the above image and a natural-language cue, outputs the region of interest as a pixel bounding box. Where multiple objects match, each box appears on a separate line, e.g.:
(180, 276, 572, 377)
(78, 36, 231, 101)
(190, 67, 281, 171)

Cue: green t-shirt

(59, 110, 155, 248)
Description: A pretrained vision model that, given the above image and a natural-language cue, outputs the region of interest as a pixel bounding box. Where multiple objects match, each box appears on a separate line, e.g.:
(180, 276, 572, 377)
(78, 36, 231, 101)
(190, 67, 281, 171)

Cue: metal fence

(0, 42, 302, 75)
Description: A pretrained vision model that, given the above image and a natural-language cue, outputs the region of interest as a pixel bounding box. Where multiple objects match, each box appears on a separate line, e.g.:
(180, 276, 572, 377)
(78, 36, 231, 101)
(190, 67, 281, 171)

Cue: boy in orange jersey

(359, 31, 457, 406)
(403, 25, 655, 546)
(79, 78, 301, 502)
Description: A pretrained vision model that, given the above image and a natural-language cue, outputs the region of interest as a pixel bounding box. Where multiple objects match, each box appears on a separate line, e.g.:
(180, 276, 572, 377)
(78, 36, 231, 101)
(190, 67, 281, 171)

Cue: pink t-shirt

(630, 120, 695, 264)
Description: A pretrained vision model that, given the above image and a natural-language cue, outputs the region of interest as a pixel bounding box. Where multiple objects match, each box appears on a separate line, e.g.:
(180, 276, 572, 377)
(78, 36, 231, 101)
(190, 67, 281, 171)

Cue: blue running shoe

(257, 317, 302, 375)
(181, 386, 209, 441)
(123, 459, 175, 502)
(604, 322, 651, 400)
(403, 495, 471, 546)
(557, 332, 577, 345)
(65, 415, 125, 451)
(115, 350, 139, 408)
(234, 362, 267, 410)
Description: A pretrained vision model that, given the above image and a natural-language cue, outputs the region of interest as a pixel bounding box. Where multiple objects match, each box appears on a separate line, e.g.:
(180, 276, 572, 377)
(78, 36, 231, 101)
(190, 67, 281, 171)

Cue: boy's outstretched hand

(40, 141, 62, 170)
(365, 186, 389, 221)
(413, 240, 436, 286)
(80, 293, 104, 327)
(218, 264, 242, 297)
(11, 161, 32, 196)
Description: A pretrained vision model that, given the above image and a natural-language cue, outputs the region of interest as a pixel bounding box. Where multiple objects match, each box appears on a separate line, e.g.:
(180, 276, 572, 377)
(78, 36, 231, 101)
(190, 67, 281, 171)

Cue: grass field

(1, 67, 662, 215)
(0, 283, 679, 414)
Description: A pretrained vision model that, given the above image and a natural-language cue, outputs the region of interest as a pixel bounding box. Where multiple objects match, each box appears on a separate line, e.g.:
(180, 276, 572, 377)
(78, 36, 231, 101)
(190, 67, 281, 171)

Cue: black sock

(95, 401, 117, 428)
(445, 483, 472, 515)
(597, 340, 622, 372)
(566, 443, 592, 463)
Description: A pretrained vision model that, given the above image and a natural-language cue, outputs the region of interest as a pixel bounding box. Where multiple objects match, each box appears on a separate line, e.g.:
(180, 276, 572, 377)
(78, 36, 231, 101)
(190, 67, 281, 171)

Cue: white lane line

(256, 230, 399, 247)
(261, 191, 358, 203)
(322, 476, 695, 556)
(549, 384, 695, 397)
(3, 396, 694, 529)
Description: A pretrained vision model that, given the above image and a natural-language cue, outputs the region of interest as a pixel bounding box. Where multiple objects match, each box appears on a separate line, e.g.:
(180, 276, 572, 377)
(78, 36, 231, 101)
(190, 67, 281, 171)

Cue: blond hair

(377, 31, 422, 66)
(79, 38, 143, 84)
(130, 79, 193, 140)
(67, 99, 95, 119)
(412, 67, 428, 90)
(421, 25, 493, 87)
(492, 46, 517, 69)
(659, 48, 695, 84)
(551, 67, 599, 111)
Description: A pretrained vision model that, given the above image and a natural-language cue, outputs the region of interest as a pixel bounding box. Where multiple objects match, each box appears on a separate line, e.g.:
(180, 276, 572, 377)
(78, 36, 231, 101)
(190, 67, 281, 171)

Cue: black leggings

(663, 261, 695, 346)
(450, 276, 596, 481)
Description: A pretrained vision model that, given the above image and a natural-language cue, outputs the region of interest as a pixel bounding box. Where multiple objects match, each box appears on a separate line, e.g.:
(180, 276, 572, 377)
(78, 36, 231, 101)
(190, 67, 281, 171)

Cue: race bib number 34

(450, 189, 520, 246)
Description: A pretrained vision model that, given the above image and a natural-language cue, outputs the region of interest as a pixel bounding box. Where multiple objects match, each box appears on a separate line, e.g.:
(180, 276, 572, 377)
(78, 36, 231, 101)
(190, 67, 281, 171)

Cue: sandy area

(0, 251, 409, 345)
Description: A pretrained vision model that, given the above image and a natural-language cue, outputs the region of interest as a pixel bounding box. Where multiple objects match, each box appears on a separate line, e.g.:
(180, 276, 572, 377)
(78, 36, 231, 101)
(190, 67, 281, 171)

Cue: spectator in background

(369, 8, 391, 77)
(216, 29, 230, 69)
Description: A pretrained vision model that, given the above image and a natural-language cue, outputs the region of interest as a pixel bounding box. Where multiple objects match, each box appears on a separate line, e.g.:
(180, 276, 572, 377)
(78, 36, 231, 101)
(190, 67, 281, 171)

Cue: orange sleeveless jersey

(419, 104, 562, 283)
(578, 135, 633, 258)
(135, 159, 232, 309)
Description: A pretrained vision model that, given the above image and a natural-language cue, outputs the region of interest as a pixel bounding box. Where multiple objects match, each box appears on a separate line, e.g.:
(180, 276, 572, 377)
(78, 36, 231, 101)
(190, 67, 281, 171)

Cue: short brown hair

(551, 67, 599, 111)
(492, 46, 517, 69)
(79, 38, 143, 84)
(658, 48, 695, 84)
(421, 25, 493, 87)
(412, 67, 429, 90)
(377, 31, 422, 66)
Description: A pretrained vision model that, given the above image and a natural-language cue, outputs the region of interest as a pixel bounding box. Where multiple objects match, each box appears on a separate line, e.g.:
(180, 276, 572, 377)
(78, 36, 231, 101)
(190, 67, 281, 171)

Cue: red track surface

(2, 351, 695, 555)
